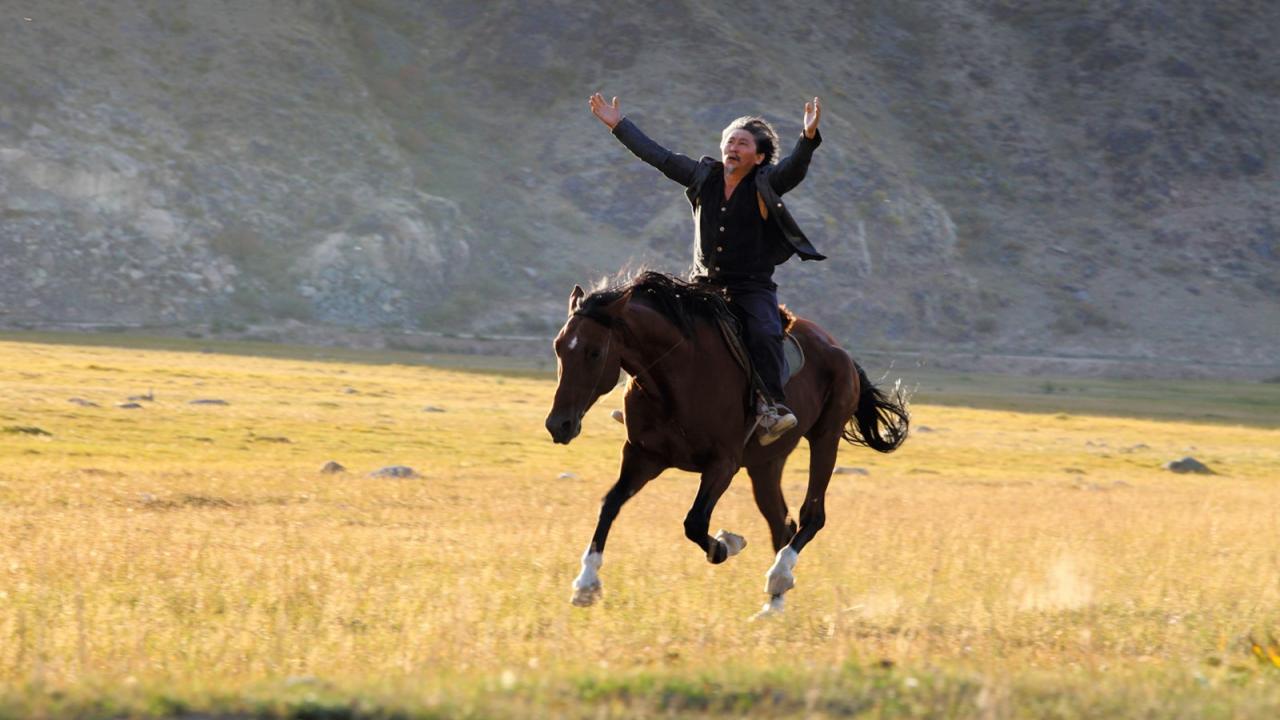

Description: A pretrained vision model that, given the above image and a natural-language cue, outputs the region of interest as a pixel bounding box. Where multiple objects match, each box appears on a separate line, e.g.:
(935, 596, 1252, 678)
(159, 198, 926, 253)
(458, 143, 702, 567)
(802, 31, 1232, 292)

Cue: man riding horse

(588, 93, 825, 446)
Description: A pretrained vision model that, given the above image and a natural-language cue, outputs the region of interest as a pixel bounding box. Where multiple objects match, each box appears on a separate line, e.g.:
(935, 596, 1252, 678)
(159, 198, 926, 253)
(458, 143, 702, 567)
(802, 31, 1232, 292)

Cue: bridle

(568, 303, 690, 441)
(571, 309, 684, 392)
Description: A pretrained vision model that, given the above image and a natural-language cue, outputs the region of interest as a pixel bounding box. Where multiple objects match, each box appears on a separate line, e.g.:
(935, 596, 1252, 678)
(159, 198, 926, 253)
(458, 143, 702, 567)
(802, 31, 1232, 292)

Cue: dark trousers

(722, 281, 787, 405)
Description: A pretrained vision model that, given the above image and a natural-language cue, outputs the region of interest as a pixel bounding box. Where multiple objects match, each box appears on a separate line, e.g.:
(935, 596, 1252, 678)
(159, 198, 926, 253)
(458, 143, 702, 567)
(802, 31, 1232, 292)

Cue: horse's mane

(577, 270, 799, 337)
(577, 271, 735, 338)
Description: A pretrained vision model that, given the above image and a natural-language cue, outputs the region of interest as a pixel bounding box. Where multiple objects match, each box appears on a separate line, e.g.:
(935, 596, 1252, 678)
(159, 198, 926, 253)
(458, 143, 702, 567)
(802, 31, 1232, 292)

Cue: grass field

(1, 332, 1279, 719)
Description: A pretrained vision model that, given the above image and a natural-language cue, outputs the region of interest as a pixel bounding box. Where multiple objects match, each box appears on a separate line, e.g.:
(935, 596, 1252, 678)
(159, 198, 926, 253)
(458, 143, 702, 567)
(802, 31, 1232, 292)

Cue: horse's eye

(588, 349, 603, 360)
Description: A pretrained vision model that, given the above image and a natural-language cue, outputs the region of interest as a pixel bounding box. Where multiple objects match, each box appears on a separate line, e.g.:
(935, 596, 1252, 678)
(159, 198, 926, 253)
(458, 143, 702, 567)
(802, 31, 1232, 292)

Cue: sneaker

(757, 404, 797, 446)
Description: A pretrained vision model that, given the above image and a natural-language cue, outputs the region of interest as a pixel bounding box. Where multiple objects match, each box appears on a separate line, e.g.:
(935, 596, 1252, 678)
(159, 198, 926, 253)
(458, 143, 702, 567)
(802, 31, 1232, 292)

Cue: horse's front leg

(683, 459, 746, 564)
(572, 441, 666, 606)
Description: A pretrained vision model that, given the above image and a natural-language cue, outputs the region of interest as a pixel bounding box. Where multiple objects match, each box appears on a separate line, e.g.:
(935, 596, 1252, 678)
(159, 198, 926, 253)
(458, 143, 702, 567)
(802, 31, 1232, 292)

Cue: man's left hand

(803, 96, 821, 139)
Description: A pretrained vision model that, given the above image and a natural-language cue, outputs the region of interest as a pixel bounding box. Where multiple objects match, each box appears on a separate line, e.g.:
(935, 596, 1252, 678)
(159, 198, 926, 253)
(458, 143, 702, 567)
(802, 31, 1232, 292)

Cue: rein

(634, 336, 684, 378)
(572, 309, 684, 386)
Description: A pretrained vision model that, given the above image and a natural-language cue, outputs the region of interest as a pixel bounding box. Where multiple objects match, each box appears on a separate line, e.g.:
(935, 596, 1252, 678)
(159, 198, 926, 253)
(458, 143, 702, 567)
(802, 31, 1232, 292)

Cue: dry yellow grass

(1, 334, 1279, 718)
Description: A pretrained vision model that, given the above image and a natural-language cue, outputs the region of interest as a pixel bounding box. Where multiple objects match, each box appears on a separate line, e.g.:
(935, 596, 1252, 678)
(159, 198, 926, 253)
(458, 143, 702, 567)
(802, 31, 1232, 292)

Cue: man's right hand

(589, 92, 622, 129)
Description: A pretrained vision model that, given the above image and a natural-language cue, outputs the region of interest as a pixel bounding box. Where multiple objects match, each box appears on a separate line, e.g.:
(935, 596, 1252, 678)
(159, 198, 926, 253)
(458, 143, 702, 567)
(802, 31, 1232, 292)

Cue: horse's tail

(842, 358, 909, 453)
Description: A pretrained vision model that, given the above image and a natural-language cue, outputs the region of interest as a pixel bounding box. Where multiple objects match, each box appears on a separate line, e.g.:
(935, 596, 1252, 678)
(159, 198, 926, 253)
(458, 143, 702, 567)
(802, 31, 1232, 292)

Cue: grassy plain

(1, 332, 1279, 718)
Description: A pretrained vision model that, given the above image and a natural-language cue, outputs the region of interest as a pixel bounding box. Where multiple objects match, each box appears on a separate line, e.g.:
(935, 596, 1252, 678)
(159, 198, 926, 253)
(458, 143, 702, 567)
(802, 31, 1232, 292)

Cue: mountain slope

(1, 1, 1276, 371)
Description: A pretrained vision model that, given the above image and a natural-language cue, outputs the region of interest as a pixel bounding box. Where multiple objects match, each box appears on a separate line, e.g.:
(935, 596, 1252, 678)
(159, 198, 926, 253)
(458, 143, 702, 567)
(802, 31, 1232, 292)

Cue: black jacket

(611, 118, 826, 263)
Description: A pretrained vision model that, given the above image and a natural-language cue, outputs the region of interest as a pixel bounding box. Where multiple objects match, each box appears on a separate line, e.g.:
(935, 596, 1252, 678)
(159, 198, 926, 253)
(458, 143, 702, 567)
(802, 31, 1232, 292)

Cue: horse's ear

(568, 285, 585, 316)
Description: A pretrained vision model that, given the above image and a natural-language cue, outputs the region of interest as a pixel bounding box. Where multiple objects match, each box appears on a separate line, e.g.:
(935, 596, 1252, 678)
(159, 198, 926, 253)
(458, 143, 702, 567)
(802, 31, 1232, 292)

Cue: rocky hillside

(0, 3, 471, 328)
(2, 1, 1277, 373)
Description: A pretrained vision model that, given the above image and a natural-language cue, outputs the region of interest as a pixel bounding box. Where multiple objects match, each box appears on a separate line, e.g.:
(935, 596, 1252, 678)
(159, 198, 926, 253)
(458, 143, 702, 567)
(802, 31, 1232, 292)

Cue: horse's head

(545, 284, 627, 444)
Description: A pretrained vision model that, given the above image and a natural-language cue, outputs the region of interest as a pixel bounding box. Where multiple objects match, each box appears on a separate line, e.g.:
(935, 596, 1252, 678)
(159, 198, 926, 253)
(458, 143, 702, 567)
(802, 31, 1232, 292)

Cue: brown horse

(545, 272, 908, 615)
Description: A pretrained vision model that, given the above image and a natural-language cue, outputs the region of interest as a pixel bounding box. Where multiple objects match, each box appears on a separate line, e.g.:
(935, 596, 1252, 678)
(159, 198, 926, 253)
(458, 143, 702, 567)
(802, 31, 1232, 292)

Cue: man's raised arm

(769, 96, 823, 196)
(589, 92, 699, 187)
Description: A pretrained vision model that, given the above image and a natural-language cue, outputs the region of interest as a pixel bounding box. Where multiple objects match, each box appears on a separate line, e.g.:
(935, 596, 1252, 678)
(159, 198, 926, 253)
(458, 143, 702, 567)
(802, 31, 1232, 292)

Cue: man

(588, 92, 825, 446)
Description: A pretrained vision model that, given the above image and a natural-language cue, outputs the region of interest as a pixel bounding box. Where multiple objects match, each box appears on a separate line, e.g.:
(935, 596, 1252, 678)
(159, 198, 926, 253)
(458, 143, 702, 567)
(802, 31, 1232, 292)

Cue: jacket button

(714, 266, 721, 272)
(776, 202, 783, 208)
(719, 226, 725, 232)
(716, 246, 723, 252)
(720, 207, 726, 212)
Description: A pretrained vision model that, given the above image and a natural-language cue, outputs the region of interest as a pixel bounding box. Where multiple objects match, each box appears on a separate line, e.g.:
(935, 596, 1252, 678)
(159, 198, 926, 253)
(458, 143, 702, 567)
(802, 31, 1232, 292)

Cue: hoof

(572, 550, 603, 606)
(708, 541, 728, 564)
(750, 594, 786, 621)
(571, 580, 601, 607)
(715, 529, 747, 558)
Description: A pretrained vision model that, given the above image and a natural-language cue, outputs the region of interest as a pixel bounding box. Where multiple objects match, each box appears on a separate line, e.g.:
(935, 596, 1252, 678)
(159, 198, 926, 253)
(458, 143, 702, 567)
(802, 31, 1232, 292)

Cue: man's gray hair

(723, 115, 780, 165)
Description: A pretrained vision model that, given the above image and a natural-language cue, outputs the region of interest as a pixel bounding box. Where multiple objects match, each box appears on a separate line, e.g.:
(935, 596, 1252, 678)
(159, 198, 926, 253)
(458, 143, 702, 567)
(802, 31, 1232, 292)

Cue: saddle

(713, 310, 805, 410)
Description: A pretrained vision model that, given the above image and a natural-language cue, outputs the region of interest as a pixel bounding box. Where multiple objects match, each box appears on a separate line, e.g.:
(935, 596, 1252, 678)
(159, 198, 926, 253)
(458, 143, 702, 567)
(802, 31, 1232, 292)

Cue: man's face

(721, 128, 762, 173)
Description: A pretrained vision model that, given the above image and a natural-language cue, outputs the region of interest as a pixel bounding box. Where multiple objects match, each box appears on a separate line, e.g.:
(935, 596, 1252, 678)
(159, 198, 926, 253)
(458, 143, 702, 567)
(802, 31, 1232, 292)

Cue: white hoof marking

(715, 529, 747, 558)
(571, 550, 603, 607)
(765, 547, 798, 596)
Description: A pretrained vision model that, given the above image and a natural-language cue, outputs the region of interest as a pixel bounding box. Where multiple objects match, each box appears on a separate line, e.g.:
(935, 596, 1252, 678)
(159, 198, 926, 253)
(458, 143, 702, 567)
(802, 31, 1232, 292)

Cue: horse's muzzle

(545, 411, 582, 444)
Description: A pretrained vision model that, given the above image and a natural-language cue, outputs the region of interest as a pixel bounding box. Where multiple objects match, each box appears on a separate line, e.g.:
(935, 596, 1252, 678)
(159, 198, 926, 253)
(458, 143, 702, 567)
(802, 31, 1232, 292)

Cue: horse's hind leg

(761, 429, 839, 615)
(683, 460, 745, 564)
(572, 441, 665, 607)
(747, 456, 795, 552)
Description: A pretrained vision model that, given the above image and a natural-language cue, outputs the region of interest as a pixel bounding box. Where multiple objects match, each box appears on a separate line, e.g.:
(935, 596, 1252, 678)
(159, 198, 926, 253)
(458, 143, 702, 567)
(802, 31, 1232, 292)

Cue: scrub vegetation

(1, 333, 1278, 718)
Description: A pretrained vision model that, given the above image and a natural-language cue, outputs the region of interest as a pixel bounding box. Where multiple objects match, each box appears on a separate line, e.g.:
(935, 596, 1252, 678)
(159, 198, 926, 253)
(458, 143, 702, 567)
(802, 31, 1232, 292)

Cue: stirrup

(756, 405, 797, 446)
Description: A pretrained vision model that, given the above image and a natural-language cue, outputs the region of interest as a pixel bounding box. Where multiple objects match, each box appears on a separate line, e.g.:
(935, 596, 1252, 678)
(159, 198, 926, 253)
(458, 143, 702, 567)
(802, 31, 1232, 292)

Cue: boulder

(370, 465, 418, 478)
(1163, 457, 1214, 474)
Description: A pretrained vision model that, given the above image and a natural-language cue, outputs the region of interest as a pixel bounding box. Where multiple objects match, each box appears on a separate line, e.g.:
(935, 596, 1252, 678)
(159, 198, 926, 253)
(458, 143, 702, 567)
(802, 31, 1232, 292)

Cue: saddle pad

(781, 333, 805, 387)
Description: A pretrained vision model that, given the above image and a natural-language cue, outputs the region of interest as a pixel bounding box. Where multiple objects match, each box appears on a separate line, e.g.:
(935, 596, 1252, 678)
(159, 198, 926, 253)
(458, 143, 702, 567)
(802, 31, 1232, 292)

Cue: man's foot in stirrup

(757, 403, 797, 446)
